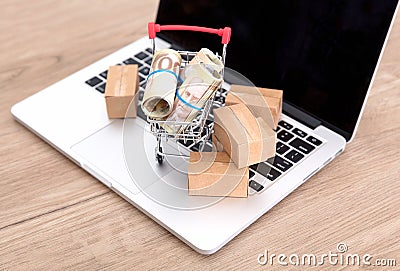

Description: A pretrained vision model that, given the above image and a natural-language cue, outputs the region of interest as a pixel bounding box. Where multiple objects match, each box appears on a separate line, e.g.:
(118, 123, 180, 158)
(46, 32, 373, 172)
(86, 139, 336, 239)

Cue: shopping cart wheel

(157, 153, 164, 164)
(156, 146, 164, 165)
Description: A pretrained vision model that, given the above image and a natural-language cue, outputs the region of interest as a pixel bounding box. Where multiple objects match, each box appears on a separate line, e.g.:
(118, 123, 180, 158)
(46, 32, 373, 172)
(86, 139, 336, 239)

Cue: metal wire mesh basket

(145, 22, 231, 164)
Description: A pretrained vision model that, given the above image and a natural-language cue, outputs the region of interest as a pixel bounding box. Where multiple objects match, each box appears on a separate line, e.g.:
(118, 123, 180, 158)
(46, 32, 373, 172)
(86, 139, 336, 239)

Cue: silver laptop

(11, 1, 399, 254)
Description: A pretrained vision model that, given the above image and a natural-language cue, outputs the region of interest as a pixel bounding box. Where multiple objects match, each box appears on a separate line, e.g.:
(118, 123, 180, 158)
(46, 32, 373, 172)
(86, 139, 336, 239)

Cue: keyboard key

(139, 66, 150, 76)
(190, 143, 200, 151)
(277, 130, 294, 142)
(202, 143, 213, 152)
(181, 54, 194, 62)
(99, 70, 108, 79)
(249, 170, 255, 179)
(137, 106, 147, 121)
(192, 126, 201, 134)
(145, 48, 153, 54)
(123, 58, 141, 65)
(252, 162, 282, 181)
(215, 96, 225, 104)
(135, 51, 148, 60)
(95, 82, 106, 93)
(145, 58, 153, 66)
(85, 76, 102, 87)
(306, 136, 322, 146)
(284, 149, 304, 163)
(219, 87, 228, 95)
(139, 74, 146, 83)
(292, 128, 307, 138)
(138, 90, 144, 101)
(250, 164, 258, 171)
(201, 127, 209, 137)
(276, 126, 281, 132)
(178, 139, 193, 148)
(279, 120, 293, 130)
(276, 142, 289, 155)
(266, 167, 281, 181)
(266, 156, 274, 164)
(289, 138, 315, 154)
(269, 156, 293, 172)
(249, 180, 264, 192)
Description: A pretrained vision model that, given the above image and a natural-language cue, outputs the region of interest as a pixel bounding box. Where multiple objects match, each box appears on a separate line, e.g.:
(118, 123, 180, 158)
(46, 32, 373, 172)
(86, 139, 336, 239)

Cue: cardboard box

(188, 152, 248, 198)
(213, 103, 276, 169)
(225, 84, 283, 129)
(105, 65, 139, 118)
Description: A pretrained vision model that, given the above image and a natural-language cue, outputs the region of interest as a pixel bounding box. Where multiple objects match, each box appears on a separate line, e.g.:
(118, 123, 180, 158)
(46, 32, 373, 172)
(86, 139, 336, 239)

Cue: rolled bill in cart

(189, 48, 224, 73)
(163, 62, 223, 134)
(141, 49, 182, 118)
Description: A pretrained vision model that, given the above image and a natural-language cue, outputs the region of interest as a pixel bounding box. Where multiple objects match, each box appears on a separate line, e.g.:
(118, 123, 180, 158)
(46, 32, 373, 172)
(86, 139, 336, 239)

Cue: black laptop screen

(155, 0, 398, 140)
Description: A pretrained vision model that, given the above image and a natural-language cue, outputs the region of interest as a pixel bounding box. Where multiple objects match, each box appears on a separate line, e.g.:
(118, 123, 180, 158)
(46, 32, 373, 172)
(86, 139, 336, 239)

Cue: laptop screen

(155, 0, 398, 140)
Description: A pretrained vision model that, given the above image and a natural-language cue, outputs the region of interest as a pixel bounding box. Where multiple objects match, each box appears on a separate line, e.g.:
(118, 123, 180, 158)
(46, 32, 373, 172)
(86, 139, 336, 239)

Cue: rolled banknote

(141, 49, 182, 118)
(163, 62, 223, 134)
(189, 48, 224, 73)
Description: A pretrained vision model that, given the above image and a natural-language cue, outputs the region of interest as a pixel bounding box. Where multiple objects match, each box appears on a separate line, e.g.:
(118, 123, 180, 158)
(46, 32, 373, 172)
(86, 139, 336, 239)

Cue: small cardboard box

(188, 152, 248, 198)
(225, 84, 283, 129)
(105, 65, 139, 118)
(213, 103, 276, 169)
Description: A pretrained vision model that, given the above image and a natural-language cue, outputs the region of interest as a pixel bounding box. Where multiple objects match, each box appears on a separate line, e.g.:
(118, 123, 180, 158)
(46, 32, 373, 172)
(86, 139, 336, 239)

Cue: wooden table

(1, 1, 399, 270)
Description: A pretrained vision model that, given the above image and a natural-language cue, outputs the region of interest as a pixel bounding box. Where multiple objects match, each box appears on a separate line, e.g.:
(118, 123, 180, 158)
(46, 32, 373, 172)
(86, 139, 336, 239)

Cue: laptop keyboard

(84, 48, 153, 94)
(84, 48, 325, 193)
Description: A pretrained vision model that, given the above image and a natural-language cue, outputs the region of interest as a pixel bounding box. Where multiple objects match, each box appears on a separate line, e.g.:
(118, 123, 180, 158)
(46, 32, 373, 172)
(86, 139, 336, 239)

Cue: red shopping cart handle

(148, 22, 231, 45)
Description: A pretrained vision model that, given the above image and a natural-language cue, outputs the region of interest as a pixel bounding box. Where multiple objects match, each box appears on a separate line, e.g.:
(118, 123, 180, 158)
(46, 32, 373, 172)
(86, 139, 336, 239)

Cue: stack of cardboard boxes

(101, 65, 283, 198)
(225, 84, 282, 129)
(188, 85, 283, 198)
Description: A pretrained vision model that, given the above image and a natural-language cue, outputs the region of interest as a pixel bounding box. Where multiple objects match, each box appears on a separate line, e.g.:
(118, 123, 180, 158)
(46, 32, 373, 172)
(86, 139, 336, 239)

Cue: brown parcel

(213, 103, 276, 169)
(188, 152, 249, 198)
(225, 84, 283, 129)
(105, 65, 139, 118)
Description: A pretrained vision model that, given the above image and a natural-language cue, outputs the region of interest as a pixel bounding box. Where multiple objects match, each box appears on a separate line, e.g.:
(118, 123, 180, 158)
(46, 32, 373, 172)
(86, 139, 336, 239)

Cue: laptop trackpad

(71, 119, 180, 195)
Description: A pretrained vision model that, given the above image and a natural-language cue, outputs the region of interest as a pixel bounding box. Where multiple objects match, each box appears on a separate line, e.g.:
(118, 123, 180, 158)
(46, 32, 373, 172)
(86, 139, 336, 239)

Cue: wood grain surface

(1, 1, 399, 270)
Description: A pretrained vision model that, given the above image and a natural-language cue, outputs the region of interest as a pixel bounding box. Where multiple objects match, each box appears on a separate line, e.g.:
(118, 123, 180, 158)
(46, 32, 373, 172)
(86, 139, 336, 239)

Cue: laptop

(11, 0, 399, 254)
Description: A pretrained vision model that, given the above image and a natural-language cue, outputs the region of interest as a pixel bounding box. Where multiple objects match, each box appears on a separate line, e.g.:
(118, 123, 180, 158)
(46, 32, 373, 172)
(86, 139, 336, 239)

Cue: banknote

(188, 47, 224, 73)
(141, 49, 181, 118)
(163, 62, 223, 134)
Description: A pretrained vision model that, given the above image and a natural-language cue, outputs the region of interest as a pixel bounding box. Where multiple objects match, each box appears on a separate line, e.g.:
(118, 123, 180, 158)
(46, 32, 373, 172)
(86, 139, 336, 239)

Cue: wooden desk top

(1, 1, 399, 269)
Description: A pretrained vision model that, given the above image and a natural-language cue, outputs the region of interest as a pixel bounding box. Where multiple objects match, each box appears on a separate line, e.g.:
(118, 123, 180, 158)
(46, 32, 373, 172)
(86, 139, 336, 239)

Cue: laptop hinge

(283, 102, 321, 129)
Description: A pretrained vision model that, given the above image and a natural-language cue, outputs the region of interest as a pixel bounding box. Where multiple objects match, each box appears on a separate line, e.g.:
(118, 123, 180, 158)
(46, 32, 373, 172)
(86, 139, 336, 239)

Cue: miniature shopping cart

(146, 22, 231, 164)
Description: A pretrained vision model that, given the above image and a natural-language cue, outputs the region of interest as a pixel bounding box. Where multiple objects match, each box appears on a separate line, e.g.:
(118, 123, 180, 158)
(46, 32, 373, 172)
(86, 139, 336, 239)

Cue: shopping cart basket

(145, 22, 231, 164)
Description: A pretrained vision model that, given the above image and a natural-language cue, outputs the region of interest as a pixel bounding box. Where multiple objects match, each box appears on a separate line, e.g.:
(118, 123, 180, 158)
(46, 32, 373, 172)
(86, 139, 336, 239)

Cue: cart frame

(145, 22, 231, 164)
